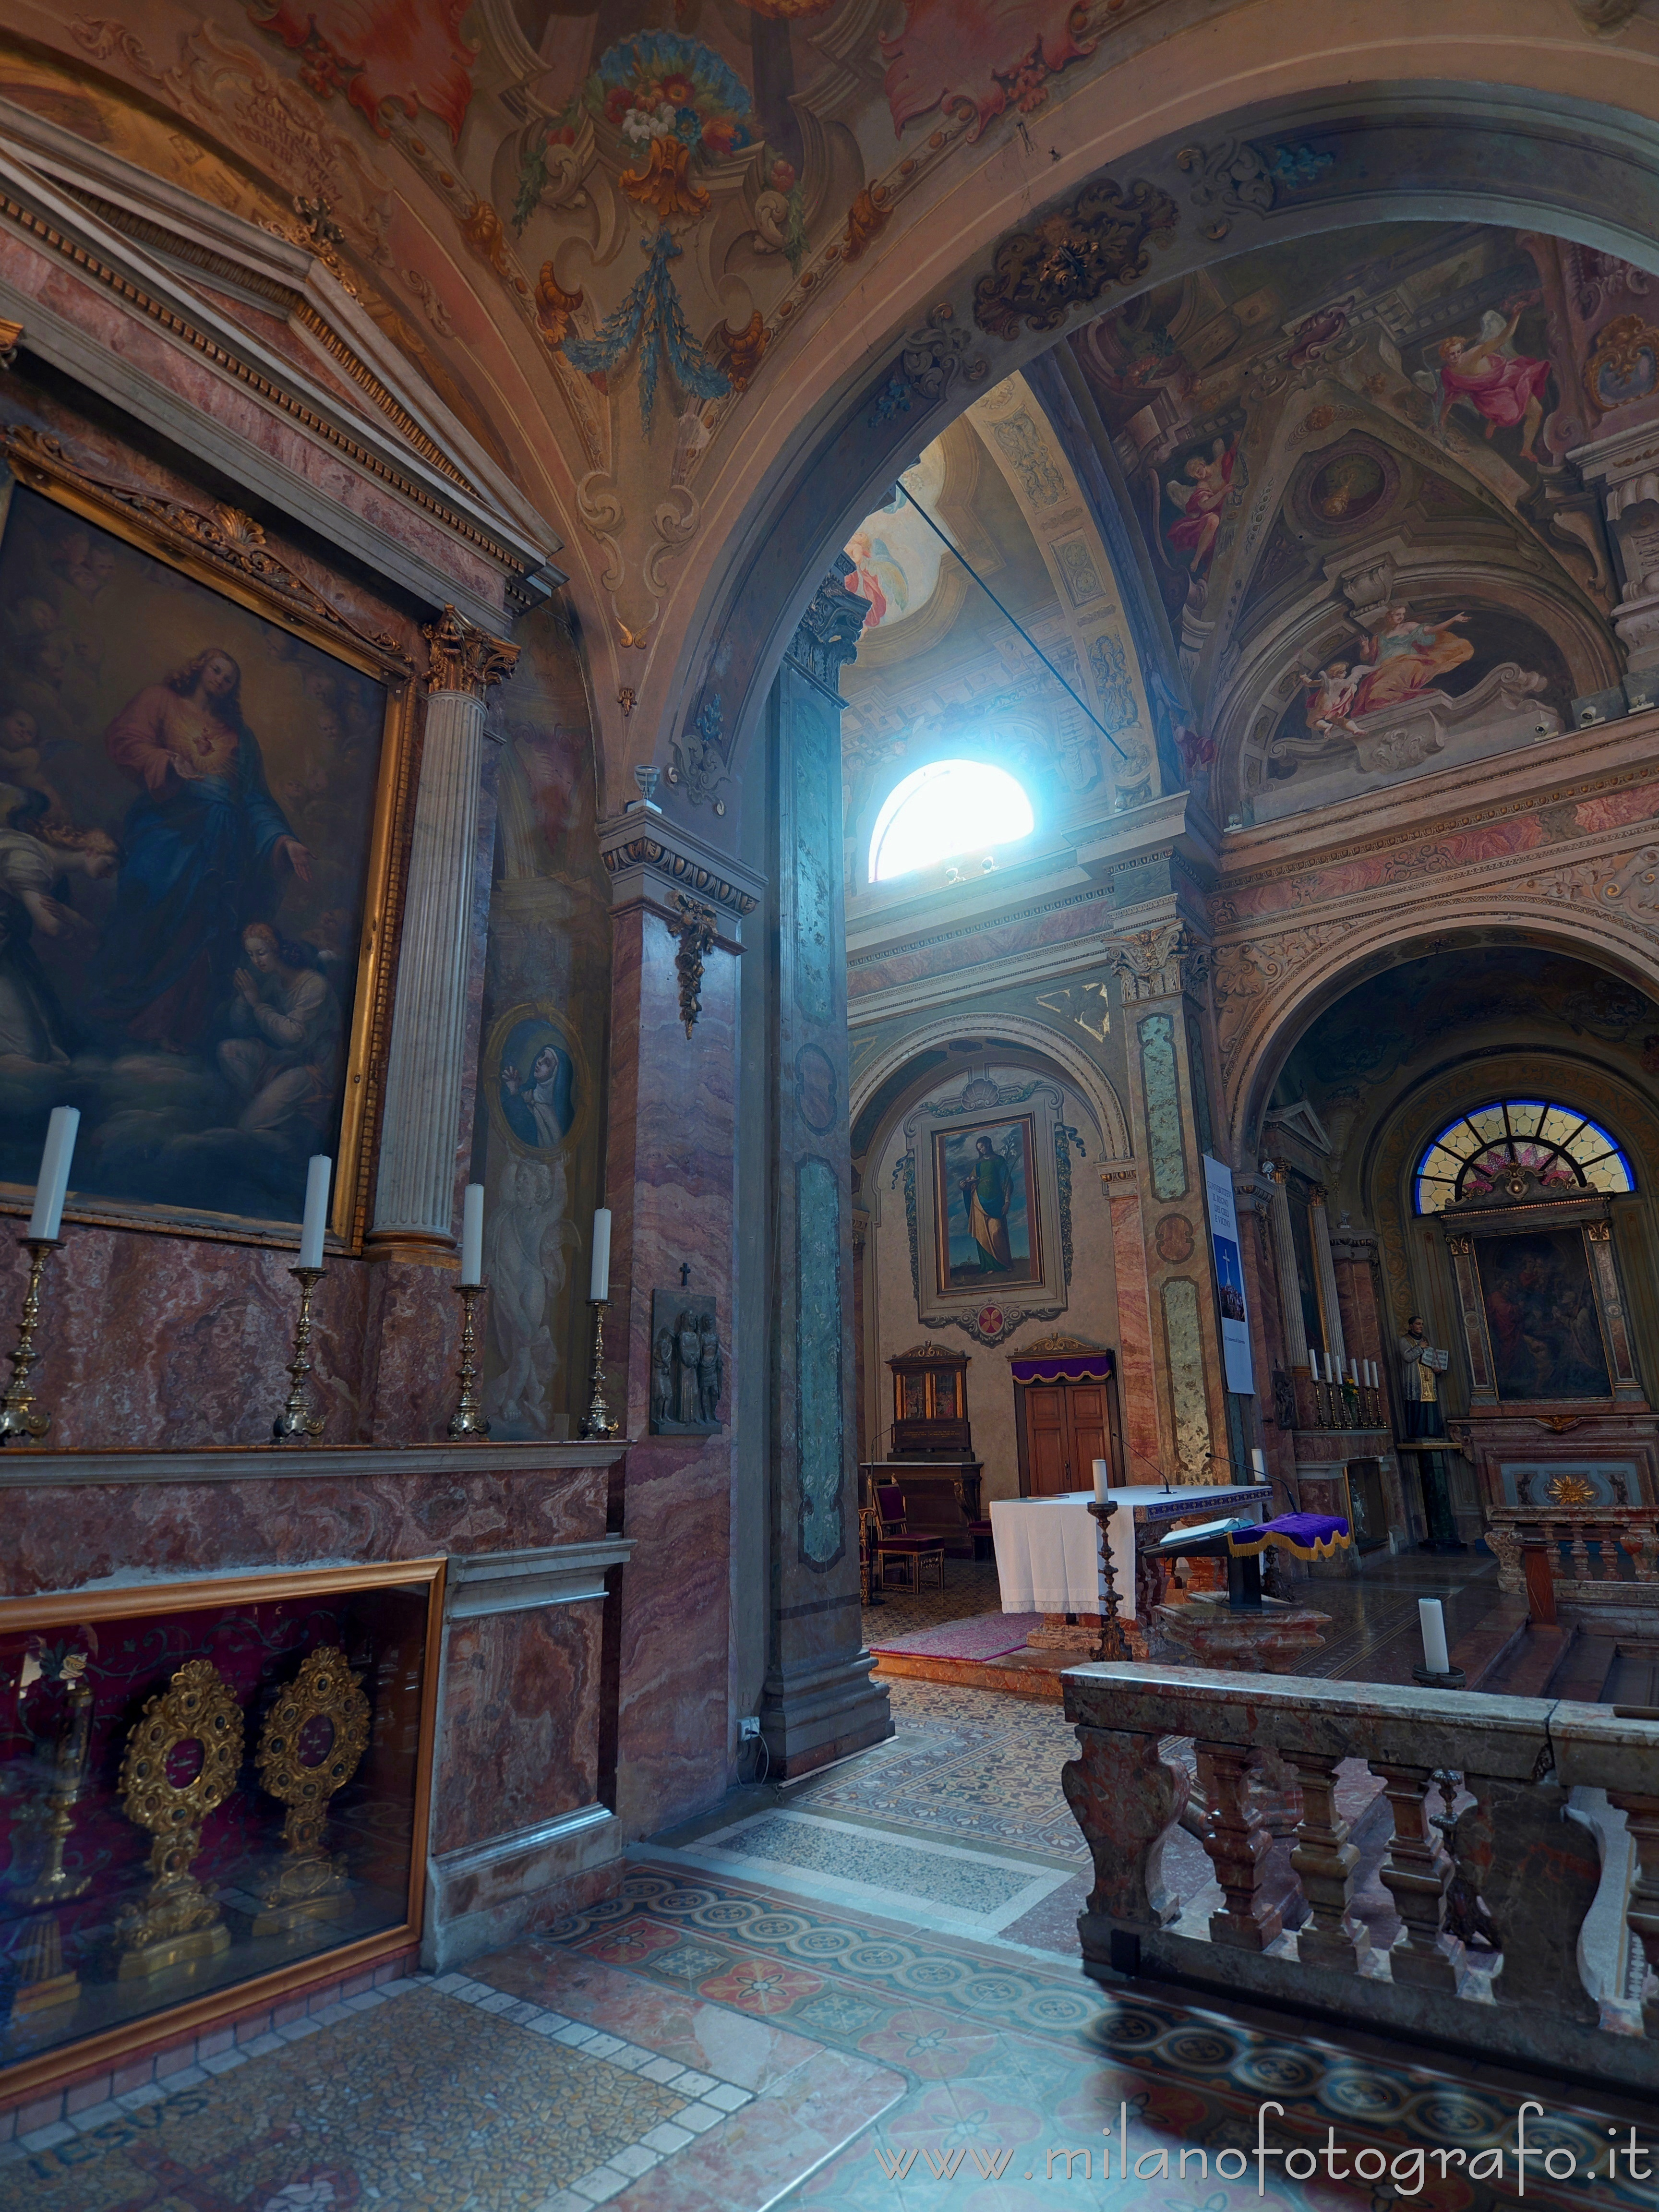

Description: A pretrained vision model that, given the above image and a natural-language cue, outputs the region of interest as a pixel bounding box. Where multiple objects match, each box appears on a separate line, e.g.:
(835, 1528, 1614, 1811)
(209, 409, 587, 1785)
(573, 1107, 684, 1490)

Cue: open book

(1426, 1347, 1450, 1371)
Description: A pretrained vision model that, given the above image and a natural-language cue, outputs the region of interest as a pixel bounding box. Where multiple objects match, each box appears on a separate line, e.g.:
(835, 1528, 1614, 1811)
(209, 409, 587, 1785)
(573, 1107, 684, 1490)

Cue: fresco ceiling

(2, 4, 1656, 841)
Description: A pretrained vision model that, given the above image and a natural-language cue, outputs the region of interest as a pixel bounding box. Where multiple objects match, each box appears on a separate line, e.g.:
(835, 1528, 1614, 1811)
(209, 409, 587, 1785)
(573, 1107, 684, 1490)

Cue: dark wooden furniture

(859, 1460, 982, 1556)
(872, 1483, 946, 1594)
(889, 1343, 972, 1457)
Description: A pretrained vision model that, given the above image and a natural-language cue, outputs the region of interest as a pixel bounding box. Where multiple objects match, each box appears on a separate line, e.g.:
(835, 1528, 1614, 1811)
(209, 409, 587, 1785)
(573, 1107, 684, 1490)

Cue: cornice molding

(596, 808, 764, 922)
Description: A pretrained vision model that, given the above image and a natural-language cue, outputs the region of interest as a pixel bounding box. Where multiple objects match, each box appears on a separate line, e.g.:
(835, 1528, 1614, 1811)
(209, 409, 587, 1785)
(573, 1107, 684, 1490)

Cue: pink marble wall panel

(432, 1602, 603, 1854)
(0, 1460, 609, 1597)
(1107, 1182, 1161, 1483)
(604, 900, 737, 1833)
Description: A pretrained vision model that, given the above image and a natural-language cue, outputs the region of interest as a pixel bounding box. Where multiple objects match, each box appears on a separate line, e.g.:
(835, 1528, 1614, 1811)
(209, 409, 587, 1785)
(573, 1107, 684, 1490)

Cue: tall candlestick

(298, 1156, 331, 1269)
(1418, 1598, 1451, 1676)
(589, 1208, 612, 1302)
(1091, 1457, 1110, 1503)
(460, 1183, 484, 1286)
(28, 1108, 78, 1241)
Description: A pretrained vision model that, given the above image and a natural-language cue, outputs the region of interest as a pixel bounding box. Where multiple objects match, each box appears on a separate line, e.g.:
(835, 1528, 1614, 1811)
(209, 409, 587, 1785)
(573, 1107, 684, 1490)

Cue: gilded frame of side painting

(0, 1556, 445, 2105)
(0, 423, 416, 1253)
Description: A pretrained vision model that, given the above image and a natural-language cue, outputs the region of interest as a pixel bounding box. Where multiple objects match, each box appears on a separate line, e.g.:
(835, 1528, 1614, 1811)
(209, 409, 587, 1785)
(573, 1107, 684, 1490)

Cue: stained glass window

(1413, 1100, 1634, 1215)
(868, 759, 1035, 882)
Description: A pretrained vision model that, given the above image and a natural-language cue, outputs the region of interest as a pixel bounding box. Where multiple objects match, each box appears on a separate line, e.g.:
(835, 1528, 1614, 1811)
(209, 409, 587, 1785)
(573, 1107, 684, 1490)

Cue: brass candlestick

(448, 1282, 490, 1438)
(1087, 1499, 1130, 1664)
(273, 1265, 325, 1443)
(7, 1657, 94, 2022)
(0, 1236, 61, 1444)
(578, 1298, 619, 1440)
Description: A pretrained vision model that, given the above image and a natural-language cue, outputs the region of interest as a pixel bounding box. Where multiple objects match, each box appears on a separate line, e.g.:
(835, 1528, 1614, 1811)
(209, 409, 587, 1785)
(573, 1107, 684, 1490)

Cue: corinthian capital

(422, 605, 519, 698)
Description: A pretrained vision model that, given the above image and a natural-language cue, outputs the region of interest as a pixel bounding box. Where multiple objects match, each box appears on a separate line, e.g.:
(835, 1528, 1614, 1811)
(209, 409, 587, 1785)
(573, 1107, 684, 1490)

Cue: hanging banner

(1202, 1154, 1255, 1395)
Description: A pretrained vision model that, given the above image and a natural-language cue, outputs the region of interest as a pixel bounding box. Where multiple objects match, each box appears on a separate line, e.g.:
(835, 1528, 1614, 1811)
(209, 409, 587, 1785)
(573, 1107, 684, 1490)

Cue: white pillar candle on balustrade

(1419, 1598, 1451, 1675)
(371, 609, 517, 1256)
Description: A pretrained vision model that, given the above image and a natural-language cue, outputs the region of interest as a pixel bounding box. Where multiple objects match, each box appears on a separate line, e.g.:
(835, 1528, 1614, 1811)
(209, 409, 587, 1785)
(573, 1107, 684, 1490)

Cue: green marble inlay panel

(1162, 1276, 1210, 1478)
(1139, 1013, 1187, 1200)
(793, 708, 836, 1029)
(797, 1154, 844, 1564)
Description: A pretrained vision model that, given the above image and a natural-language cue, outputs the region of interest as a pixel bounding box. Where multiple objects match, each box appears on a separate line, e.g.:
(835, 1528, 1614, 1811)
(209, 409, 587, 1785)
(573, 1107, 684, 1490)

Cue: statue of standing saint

(1397, 1314, 1448, 1437)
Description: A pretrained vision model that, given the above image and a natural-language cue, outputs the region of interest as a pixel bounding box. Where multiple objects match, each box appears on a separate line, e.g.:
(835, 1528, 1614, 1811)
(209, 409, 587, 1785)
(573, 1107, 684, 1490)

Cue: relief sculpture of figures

(649, 1288, 724, 1433)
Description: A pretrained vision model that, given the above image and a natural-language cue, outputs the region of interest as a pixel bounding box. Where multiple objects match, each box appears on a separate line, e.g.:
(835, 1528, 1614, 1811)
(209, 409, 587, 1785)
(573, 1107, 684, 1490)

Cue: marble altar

(989, 1484, 1271, 1624)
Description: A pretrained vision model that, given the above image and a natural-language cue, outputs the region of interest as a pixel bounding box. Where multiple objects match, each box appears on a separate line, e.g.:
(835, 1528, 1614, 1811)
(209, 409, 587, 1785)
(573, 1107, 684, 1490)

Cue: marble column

(1308, 1189, 1347, 1376)
(595, 807, 761, 1831)
(760, 563, 891, 1777)
(370, 607, 518, 1261)
(1109, 925, 1228, 1482)
(1261, 1168, 1311, 1374)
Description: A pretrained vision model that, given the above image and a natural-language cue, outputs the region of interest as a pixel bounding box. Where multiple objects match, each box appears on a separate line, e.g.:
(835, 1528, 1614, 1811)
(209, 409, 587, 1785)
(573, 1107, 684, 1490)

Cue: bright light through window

(868, 759, 1035, 882)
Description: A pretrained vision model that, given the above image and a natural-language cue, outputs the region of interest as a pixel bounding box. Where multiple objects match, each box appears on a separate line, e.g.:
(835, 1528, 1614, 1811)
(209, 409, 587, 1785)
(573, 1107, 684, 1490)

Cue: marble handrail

(1061, 1663, 1659, 2091)
(1484, 1503, 1659, 1598)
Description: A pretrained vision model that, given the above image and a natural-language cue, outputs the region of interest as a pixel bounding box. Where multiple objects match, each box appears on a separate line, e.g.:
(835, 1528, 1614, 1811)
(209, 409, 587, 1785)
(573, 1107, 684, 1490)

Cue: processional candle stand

(0, 1105, 79, 1446)
(448, 1182, 490, 1439)
(274, 1154, 332, 1444)
(579, 1207, 620, 1441)
(1087, 1462, 1130, 1663)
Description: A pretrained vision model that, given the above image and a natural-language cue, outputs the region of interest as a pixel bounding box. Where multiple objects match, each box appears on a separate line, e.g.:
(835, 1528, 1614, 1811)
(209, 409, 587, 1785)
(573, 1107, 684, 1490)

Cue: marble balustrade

(1485, 1503, 1659, 1627)
(1061, 1663, 1659, 2088)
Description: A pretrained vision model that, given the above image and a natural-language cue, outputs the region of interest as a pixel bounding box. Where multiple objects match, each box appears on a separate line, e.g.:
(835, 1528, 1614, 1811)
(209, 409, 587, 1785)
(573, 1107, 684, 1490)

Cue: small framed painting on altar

(0, 426, 417, 1252)
(0, 1558, 443, 2105)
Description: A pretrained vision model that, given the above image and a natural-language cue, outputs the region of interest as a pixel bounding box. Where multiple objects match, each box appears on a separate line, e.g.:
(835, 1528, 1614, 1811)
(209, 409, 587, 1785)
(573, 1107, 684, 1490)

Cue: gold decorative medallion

(253, 1647, 371, 1935)
(115, 1659, 244, 1978)
(1544, 1472, 1598, 1506)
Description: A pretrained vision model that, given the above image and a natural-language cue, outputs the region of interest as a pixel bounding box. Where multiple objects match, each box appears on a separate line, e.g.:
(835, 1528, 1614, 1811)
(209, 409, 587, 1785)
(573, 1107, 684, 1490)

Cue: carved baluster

(1633, 1527, 1659, 1584)
(1600, 1522, 1623, 1583)
(1373, 1763, 1464, 1992)
(1063, 1726, 1187, 1933)
(1485, 1525, 1524, 1596)
(1196, 1743, 1282, 1951)
(1606, 1791, 1659, 2039)
(1285, 1752, 1370, 1971)
(1569, 1522, 1593, 1583)
(1548, 1523, 1567, 1586)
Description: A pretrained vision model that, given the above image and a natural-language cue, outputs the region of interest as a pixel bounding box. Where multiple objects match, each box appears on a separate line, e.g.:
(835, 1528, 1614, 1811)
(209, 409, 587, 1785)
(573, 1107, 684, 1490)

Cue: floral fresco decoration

(517, 35, 766, 429)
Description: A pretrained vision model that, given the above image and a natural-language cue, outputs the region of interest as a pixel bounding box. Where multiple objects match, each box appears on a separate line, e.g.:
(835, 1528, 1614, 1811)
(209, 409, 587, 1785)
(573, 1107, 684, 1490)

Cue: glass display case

(1, 1560, 442, 2094)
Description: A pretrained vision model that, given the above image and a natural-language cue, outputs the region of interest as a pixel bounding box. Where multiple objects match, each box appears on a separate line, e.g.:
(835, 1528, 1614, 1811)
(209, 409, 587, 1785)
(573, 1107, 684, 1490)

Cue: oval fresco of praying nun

(486, 1006, 582, 1154)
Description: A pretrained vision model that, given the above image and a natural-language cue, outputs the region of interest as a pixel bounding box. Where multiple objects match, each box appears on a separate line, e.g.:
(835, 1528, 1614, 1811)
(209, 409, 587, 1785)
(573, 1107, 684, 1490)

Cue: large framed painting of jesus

(0, 427, 413, 1250)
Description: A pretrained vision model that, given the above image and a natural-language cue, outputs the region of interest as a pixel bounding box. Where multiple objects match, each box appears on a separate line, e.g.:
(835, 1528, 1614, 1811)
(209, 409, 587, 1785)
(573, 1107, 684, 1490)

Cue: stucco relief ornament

(973, 176, 1178, 341)
(1109, 924, 1206, 1001)
(670, 892, 720, 1038)
(667, 695, 729, 813)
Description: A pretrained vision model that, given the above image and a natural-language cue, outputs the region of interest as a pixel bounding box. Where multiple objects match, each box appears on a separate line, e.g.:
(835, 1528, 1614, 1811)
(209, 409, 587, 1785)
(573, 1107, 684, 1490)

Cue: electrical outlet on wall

(739, 1717, 762, 1741)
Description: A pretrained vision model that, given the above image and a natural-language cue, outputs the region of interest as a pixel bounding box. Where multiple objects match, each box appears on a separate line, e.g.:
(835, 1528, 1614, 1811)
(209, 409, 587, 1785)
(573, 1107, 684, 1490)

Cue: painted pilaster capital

(1108, 920, 1210, 1001)
(422, 605, 519, 697)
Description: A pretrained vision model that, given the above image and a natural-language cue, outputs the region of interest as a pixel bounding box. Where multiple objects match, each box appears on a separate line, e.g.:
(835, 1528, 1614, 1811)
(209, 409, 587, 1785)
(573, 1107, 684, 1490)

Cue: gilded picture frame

(0, 1556, 445, 2105)
(0, 424, 415, 1253)
(930, 1113, 1043, 1293)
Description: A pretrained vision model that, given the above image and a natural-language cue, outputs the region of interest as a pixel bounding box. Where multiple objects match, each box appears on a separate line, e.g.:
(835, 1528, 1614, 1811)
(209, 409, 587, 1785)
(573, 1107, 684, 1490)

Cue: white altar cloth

(990, 1484, 1272, 1623)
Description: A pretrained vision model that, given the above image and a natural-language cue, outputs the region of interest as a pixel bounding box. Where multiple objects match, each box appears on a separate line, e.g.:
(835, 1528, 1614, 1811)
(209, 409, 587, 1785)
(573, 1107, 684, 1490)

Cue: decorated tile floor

(5, 1671, 1650, 2211)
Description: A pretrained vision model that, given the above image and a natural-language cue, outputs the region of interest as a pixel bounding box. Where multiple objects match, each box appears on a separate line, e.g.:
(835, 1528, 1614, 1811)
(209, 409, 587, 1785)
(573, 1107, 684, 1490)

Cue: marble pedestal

(1154, 1594, 1330, 1672)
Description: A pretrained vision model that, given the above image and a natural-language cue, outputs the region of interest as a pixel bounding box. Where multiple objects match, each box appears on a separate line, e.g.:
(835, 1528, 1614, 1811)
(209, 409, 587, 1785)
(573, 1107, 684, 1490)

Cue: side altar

(0, 1441, 627, 2108)
(861, 1342, 985, 1557)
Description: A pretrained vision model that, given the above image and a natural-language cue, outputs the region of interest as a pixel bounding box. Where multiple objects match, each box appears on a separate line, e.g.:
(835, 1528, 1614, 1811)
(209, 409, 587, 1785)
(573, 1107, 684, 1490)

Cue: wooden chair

(873, 1483, 946, 1595)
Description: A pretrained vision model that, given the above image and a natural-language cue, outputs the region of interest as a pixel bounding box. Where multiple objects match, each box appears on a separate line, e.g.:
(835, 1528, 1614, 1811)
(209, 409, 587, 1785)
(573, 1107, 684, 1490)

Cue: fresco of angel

(1415, 302, 1551, 463)
(1161, 435, 1237, 575)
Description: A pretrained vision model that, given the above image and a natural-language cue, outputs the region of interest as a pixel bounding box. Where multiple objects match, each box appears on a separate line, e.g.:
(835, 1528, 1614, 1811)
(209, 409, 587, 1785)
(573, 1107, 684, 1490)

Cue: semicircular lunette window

(1413, 1100, 1635, 1215)
(868, 759, 1035, 883)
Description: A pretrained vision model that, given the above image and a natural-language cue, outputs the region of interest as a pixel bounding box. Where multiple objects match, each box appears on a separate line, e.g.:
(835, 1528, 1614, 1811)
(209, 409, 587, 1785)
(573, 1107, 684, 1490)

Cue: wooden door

(1019, 1382, 1113, 1496)
(1024, 1386, 1071, 1495)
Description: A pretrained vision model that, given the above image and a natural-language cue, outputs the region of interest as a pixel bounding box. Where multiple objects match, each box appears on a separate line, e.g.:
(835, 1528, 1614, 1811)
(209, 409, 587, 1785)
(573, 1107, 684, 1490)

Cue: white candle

(589, 1208, 612, 1302)
(1322, 1350, 1334, 1384)
(1092, 1457, 1110, 1502)
(1419, 1598, 1451, 1676)
(460, 1183, 484, 1286)
(298, 1154, 332, 1269)
(1367, 1359, 1377, 1389)
(1250, 1446, 1267, 1480)
(1349, 1358, 1358, 1385)
(27, 1107, 78, 1240)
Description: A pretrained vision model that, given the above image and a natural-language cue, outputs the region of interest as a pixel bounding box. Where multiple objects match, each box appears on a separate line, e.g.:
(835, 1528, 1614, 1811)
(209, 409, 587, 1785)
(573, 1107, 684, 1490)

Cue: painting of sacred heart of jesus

(932, 1115, 1041, 1290)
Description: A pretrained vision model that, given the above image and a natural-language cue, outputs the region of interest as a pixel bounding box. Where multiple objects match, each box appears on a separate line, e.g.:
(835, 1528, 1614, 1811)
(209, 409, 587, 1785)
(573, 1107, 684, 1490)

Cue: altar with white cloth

(989, 1483, 1272, 1624)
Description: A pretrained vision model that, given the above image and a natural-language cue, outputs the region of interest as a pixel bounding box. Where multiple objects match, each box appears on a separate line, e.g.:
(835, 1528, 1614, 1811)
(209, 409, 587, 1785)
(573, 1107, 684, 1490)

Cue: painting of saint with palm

(935, 1117, 1039, 1288)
